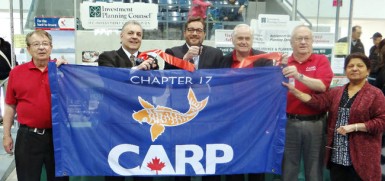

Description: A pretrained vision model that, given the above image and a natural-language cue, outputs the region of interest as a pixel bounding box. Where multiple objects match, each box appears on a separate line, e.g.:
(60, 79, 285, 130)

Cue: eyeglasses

(30, 41, 51, 48)
(294, 37, 312, 43)
(186, 28, 204, 34)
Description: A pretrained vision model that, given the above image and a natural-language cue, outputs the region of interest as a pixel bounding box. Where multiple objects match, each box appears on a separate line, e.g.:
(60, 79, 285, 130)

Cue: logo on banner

(147, 157, 165, 174)
(89, 6, 101, 17)
(132, 87, 209, 141)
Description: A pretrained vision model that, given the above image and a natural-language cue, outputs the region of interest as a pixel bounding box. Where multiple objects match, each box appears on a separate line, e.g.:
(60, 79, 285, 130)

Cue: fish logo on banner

(132, 87, 209, 141)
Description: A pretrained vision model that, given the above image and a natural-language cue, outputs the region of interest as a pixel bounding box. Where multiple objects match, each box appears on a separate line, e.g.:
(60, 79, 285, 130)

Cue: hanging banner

(35, 17, 75, 30)
(80, 2, 158, 30)
(49, 64, 287, 177)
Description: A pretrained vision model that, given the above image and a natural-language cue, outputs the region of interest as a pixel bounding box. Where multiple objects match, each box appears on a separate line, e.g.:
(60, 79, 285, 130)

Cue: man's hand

(238, 5, 245, 14)
(183, 46, 201, 61)
(3, 135, 13, 154)
(280, 54, 289, 65)
(137, 58, 157, 70)
(282, 65, 300, 79)
(56, 55, 68, 67)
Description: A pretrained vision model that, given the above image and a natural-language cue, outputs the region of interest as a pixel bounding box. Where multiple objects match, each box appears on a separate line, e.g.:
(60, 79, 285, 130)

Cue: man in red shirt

(2, 30, 68, 181)
(281, 25, 333, 181)
(223, 24, 273, 69)
(222, 23, 273, 181)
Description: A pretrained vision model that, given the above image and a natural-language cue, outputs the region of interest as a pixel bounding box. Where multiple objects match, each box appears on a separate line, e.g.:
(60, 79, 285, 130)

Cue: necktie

(130, 55, 136, 66)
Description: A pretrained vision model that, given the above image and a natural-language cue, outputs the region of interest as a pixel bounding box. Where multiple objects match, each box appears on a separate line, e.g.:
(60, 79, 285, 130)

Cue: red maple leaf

(147, 157, 166, 175)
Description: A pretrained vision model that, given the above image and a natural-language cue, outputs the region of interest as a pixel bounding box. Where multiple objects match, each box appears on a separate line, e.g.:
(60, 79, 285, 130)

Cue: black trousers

(15, 125, 68, 181)
(330, 162, 362, 181)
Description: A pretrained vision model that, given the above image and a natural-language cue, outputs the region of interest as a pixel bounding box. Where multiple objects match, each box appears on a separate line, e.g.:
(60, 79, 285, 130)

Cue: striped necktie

(130, 55, 136, 66)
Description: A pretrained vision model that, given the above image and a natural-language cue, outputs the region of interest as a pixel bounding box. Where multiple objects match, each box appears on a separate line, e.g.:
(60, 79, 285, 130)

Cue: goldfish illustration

(132, 87, 209, 142)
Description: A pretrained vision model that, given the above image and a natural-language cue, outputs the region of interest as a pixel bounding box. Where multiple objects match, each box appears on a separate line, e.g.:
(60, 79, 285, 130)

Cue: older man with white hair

(223, 24, 273, 68)
(222, 23, 272, 181)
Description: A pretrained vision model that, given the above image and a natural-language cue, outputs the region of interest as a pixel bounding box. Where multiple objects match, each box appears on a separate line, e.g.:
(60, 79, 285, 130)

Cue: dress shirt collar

(122, 46, 138, 58)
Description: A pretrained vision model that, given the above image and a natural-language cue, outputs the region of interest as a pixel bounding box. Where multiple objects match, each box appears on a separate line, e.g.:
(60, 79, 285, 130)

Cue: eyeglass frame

(293, 36, 313, 43)
(29, 41, 52, 48)
(185, 28, 205, 34)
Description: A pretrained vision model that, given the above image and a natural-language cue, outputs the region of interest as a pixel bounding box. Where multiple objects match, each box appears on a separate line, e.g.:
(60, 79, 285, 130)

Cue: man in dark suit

(164, 17, 224, 181)
(98, 20, 157, 70)
(164, 16, 224, 181)
(164, 16, 224, 70)
(97, 20, 155, 181)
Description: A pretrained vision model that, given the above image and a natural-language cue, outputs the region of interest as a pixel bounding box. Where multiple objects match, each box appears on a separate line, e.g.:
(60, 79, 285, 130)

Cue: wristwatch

(298, 73, 304, 80)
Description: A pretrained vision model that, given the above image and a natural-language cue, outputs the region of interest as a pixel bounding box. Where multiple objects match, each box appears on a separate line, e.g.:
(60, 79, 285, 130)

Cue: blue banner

(49, 63, 287, 177)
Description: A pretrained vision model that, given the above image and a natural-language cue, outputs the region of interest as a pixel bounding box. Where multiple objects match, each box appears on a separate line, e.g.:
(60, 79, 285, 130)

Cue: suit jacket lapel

(198, 45, 205, 69)
(117, 48, 141, 68)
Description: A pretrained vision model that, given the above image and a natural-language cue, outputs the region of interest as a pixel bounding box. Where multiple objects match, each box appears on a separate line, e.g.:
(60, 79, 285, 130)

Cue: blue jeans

(282, 116, 326, 181)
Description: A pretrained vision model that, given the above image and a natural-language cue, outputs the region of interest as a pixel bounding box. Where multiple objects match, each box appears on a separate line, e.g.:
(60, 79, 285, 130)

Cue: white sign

(331, 57, 345, 74)
(80, 2, 158, 30)
(214, 29, 233, 44)
(253, 30, 292, 54)
(258, 14, 290, 30)
(313, 32, 335, 45)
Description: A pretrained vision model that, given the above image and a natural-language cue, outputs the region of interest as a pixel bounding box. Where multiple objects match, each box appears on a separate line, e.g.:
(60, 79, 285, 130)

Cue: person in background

(0, 37, 11, 80)
(281, 25, 334, 181)
(188, 0, 212, 19)
(0, 37, 12, 125)
(97, 20, 156, 181)
(338, 25, 365, 54)
(2, 29, 69, 181)
(219, 0, 244, 29)
(375, 39, 385, 95)
(283, 53, 385, 181)
(368, 32, 382, 85)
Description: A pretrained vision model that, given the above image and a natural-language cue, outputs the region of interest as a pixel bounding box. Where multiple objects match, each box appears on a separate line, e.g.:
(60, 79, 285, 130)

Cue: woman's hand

(337, 124, 356, 135)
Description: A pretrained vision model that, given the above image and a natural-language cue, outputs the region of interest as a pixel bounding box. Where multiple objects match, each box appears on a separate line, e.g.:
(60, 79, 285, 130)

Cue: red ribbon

(138, 49, 195, 72)
(138, 50, 283, 71)
(235, 52, 283, 68)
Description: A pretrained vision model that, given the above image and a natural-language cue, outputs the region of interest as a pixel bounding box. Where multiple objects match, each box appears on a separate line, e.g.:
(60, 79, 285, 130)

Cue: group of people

(2, 16, 385, 181)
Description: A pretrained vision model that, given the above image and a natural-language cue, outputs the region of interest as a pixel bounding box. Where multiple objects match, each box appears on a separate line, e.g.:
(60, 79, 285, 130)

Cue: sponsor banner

(49, 64, 287, 176)
(258, 14, 290, 30)
(35, 17, 75, 30)
(80, 2, 158, 30)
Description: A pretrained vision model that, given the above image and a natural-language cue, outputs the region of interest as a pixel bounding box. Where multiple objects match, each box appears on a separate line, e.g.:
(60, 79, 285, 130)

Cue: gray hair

(121, 20, 143, 34)
(232, 24, 254, 38)
(26, 29, 52, 46)
(290, 25, 313, 42)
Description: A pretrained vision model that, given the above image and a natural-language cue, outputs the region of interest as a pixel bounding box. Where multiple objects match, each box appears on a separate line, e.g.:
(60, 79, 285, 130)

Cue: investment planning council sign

(80, 2, 158, 30)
